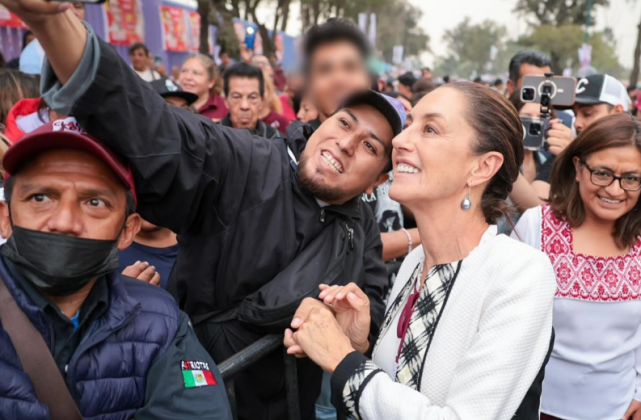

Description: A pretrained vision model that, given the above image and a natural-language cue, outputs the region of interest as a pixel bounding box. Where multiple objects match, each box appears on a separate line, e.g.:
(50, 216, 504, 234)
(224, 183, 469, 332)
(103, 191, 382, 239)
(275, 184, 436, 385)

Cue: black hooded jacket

(66, 38, 388, 420)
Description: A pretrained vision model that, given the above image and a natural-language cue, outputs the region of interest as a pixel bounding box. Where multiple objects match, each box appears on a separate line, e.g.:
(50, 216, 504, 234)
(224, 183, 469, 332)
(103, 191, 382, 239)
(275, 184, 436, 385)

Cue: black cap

(398, 72, 417, 88)
(339, 90, 407, 137)
(574, 74, 631, 109)
(150, 79, 198, 105)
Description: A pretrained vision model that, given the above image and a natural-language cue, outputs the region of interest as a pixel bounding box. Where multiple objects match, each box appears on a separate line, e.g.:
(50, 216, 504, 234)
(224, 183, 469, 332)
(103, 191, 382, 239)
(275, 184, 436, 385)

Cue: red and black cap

(3, 117, 137, 204)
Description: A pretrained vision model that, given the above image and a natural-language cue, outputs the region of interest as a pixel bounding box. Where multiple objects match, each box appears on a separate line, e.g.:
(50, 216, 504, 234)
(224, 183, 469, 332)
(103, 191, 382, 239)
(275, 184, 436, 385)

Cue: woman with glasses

(513, 113, 641, 420)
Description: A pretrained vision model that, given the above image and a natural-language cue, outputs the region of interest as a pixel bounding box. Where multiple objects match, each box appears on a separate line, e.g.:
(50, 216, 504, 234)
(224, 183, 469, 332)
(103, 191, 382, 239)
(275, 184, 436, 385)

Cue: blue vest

(0, 258, 180, 420)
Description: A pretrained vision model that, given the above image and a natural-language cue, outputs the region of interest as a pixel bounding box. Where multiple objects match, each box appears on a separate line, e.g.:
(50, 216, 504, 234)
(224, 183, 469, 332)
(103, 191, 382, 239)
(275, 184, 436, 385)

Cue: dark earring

(461, 184, 472, 211)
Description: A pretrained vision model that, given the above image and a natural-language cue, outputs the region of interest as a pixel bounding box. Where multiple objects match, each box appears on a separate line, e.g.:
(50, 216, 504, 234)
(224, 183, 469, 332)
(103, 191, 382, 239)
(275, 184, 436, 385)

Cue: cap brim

(340, 91, 403, 137)
(161, 91, 199, 105)
(3, 131, 132, 190)
(574, 97, 604, 105)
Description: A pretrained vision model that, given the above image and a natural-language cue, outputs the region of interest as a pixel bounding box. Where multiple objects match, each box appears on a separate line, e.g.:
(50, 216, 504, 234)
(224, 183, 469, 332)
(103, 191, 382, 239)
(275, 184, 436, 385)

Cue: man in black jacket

(4, 3, 406, 419)
(219, 62, 280, 140)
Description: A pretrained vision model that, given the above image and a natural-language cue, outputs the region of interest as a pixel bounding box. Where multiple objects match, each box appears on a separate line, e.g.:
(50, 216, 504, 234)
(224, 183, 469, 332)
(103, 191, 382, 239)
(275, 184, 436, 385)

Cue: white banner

(358, 13, 367, 33)
(368, 13, 377, 47)
(393, 45, 404, 64)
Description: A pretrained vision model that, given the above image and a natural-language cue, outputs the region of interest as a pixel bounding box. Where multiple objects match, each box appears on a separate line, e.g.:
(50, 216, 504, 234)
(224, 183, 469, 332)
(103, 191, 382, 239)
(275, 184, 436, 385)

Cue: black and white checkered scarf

(383, 260, 462, 390)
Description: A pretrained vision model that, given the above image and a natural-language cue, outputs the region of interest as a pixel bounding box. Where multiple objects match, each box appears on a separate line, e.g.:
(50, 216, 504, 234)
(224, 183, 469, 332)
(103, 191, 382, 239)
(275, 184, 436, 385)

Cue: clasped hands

(283, 283, 371, 373)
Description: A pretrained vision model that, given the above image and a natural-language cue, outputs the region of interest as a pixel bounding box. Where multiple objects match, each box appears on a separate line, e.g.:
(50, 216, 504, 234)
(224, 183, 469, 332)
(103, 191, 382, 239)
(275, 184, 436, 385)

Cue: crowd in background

(1, 3, 641, 420)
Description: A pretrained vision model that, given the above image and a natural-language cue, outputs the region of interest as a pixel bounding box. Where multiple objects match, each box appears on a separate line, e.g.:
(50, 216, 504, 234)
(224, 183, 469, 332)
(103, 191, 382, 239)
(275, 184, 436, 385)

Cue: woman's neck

(135, 227, 177, 248)
(192, 93, 209, 112)
(572, 210, 625, 256)
(412, 201, 489, 269)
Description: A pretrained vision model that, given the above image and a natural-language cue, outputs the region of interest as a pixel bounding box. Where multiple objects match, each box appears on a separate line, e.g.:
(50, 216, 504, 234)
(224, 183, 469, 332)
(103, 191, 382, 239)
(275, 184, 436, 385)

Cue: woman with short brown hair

(513, 112, 641, 420)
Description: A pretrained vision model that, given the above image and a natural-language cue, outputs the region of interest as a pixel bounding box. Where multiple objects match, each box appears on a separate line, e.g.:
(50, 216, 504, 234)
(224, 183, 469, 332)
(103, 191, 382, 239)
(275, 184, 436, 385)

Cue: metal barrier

(218, 333, 348, 420)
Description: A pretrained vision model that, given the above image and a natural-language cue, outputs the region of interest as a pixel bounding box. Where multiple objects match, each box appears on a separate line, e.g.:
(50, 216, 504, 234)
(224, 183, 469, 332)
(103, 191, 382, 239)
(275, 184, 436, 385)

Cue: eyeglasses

(580, 160, 641, 191)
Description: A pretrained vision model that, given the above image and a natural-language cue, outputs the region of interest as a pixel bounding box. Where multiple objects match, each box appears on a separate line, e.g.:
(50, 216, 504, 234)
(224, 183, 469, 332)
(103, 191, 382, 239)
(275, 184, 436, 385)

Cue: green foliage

(442, 17, 508, 75)
(514, 0, 609, 26)
(518, 24, 622, 74)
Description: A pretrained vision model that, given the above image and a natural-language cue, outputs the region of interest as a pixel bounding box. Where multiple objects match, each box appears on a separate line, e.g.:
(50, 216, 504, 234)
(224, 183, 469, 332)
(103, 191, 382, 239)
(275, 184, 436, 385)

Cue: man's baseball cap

(575, 74, 631, 109)
(3, 117, 137, 203)
(150, 78, 198, 105)
(338, 90, 407, 137)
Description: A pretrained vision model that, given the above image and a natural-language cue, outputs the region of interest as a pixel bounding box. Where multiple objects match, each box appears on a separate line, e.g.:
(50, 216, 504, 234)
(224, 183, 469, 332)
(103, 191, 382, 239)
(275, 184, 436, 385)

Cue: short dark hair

(549, 113, 641, 248)
(508, 50, 552, 84)
(223, 63, 265, 98)
(129, 43, 149, 56)
(302, 18, 370, 74)
(422, 67, 431, 73)
(493, 78, 504, 87)
(4, 175, 137, 217)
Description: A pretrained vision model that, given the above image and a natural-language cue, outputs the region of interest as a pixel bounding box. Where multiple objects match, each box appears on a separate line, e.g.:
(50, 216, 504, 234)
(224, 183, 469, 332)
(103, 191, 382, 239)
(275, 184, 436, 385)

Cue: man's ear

(613, 104, 625, 114)
(365, 173, 390, 195)
(117, 213, 142, 251)
(0, 201, 12, 240)
(505, 79, 515, 97)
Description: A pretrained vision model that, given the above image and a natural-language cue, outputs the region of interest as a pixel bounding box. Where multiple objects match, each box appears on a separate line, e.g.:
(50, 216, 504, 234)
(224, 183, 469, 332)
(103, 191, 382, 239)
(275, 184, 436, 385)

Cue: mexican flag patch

(181, 360, 217, 388)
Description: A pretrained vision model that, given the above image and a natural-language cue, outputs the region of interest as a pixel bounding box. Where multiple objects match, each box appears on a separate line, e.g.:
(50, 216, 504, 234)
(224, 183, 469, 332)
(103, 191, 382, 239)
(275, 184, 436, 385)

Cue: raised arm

(2, 1, 286, 234)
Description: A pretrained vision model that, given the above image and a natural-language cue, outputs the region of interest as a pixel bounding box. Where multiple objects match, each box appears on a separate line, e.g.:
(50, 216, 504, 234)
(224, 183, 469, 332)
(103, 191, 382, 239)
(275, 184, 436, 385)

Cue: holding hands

(284, 283, 371, 373)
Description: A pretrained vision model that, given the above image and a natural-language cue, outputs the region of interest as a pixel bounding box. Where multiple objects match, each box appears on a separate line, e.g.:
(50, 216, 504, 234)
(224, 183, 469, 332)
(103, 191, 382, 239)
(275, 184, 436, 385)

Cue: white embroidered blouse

(513, 205, 641, 420)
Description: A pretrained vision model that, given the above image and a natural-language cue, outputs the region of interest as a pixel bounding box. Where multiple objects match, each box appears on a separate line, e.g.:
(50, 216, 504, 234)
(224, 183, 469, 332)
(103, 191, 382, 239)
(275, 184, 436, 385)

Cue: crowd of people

(0, 1, 641, 420)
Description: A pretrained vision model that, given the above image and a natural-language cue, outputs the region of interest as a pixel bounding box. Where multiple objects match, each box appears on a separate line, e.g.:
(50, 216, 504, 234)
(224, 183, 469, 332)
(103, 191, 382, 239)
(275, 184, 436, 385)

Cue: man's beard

(296, 152, 349, 203)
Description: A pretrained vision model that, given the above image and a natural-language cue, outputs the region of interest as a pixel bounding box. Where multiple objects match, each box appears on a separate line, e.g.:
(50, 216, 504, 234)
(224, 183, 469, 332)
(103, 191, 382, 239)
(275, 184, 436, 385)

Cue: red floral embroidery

(541, 204, 641, 302)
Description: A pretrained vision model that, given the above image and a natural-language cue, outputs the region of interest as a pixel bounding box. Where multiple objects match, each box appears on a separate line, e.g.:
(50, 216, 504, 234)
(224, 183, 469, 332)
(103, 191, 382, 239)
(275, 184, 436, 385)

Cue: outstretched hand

(316, 283, 371, 353)
(284, 298, 355, 373)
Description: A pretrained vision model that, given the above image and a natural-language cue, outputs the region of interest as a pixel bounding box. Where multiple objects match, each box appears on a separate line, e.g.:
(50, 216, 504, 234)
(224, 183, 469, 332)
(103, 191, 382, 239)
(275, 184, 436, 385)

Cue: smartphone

(521, 75, 576, 107)
(521, 116, 549, 151)
(244, 27, 257, 51)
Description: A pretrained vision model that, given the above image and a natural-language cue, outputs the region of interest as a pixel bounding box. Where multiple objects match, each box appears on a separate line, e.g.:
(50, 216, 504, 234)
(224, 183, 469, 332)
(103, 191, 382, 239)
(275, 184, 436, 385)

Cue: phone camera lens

(522, 87, 535, 101)
(529, 122, 542, 136)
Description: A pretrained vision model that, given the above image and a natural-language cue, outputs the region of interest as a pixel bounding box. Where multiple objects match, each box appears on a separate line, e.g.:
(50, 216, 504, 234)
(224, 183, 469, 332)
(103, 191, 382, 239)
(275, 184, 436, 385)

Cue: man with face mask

(5, 3, 404, 419)
(0, 118, 232, 420)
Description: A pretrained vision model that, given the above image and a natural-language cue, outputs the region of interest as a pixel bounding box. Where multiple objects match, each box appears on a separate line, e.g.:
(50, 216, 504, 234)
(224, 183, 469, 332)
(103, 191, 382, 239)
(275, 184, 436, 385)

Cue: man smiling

(0, 2, 406, 418)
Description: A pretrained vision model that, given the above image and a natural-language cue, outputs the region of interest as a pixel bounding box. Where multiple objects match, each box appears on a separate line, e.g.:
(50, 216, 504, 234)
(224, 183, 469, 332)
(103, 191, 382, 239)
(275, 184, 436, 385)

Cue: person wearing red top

(178, 54, 228, 121)
(261, 109, 291, 136)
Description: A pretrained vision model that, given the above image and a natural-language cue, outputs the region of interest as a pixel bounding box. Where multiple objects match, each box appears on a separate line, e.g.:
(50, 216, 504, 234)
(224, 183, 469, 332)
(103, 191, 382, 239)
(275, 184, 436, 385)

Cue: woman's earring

(461, 184, 472, 211)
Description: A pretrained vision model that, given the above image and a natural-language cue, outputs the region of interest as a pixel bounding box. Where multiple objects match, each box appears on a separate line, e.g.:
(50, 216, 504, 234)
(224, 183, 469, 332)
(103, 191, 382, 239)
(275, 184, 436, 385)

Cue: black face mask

(1, 225, 121, 296)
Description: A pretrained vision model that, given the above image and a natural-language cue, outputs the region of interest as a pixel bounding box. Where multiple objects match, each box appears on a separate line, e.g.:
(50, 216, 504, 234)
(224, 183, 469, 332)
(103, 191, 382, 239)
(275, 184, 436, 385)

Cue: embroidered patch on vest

(181, 360, 217, 388)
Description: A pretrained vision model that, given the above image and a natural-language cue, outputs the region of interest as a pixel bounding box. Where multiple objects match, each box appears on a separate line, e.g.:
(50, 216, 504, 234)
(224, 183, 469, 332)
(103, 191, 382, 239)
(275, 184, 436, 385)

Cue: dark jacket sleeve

(134, 312, 233, 420)
(359, 203, 388, 353)
(63, 37, 286, 233)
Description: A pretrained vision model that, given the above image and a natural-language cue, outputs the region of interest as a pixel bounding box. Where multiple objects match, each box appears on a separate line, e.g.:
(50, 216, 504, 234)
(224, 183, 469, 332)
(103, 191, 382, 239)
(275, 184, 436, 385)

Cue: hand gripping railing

(218, 333, 348, 420)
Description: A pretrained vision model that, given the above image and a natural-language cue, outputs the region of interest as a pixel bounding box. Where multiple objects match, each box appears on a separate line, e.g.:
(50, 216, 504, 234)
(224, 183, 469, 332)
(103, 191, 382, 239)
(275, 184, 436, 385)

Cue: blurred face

(225, 76, 263, 130)
(398, 84, 412, 99)
(220, 52, 231, 65)
(574, 103, 618, 135)
(573, 146, 641, 224)
(297, 104, 393, 204)
(165, 96, 190, 110)
(307, 41, 370, 120)
(519, 102, 542, 118)
(252, 56, 274, 78)
(179, 58, 215, 99)
(70, 2, 85, 20)
(0, 150, 140, 251)
(296, 97, 319, 122)
(287, 73, 304, 95)
(422, 69, 432, 80)
(130, 48, 149, 72)
(506, 63, 552, 97)
(390, 87, 501, 210)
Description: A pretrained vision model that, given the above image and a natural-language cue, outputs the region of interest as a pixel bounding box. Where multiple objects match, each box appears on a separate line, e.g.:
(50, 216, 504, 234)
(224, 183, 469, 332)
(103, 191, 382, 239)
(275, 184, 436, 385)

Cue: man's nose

(45, 200, 83, 236)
